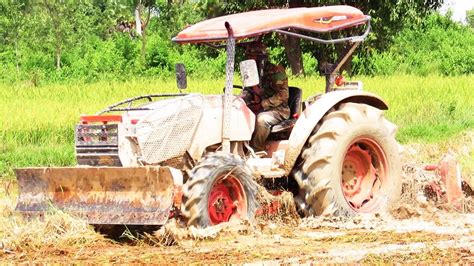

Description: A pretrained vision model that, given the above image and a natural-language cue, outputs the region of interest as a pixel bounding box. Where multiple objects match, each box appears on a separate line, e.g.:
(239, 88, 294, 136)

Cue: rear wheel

(181, 153, 258, 227)
(294, 103, 402, 216)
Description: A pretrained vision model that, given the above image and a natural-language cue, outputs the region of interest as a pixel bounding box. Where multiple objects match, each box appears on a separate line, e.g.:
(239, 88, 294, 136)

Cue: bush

(302, 52, 318, 75)
(1, 7, 473, 84)
(61, 37, 128, 81)
(353, 51, 400, 76)
(354, 13, 474, 76)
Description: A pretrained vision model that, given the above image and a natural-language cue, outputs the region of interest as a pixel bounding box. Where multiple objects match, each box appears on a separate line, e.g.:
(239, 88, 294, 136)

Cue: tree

(92, 0, 132, 39)
(203, 0, 444, 76)
(467, 9, 474, 28)
(36, 1, 99, 70)
(41, 0, 73, 70)
(293, 0, 445, 74)
(278, 0, 306, 76)
(122, 0, 157, 67)
(0, 1, 30, 72)
(136, 0, 153, 65)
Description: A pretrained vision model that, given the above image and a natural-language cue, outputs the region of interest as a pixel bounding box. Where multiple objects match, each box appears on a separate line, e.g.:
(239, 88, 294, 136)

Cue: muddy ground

(2, 203, 473, 264)
(1, 132, 473, 263)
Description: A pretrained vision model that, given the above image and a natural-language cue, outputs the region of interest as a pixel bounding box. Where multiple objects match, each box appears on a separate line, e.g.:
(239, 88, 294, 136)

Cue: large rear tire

(181, 153, 259, 227)
(294, 103, 402, 216)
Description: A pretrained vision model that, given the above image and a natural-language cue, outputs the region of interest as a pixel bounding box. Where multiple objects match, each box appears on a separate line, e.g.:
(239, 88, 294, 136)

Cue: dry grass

(1, 194, 472, 264)
(0, 182, 108, 258)
(0, 129, 472, 263)
(255, 185, 300, 225)
(361, 247, 474, 264)
(315, 230, 451, 244)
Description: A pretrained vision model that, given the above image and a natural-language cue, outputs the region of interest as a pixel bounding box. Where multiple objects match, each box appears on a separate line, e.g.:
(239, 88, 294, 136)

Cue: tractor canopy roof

(173, 5, 369, 44)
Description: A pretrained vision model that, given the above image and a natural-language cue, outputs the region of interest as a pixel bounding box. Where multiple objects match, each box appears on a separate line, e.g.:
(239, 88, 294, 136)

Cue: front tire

(294, 102, 402, 216)
(181, 153, 258, 227)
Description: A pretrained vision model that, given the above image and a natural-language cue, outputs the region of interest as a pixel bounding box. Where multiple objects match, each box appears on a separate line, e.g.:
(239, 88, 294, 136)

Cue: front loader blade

(15, 167, 174, 225)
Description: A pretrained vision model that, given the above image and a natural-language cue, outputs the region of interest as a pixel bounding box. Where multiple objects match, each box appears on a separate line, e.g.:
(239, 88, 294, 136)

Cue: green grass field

(0, 74, 473, 177)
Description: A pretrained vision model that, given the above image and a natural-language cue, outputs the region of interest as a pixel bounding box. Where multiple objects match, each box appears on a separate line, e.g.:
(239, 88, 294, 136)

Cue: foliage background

(0, 1, 473, 83)
(0, 1, 473, 177)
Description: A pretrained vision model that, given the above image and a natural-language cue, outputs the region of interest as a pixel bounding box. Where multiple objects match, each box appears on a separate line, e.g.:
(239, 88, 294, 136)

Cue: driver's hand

(248, 100, 262, 113)
(241, 86, 263, 113)
(241, 94, 252, 105)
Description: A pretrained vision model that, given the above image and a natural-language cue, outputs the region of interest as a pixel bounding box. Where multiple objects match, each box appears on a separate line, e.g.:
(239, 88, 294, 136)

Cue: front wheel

(294, 102, 402, 216)
(181, 153, 259, 227)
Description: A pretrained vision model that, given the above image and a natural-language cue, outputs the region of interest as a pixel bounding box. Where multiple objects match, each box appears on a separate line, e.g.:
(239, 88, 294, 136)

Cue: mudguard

(283, 90, 388, 175)
(15, 166, 175, 225)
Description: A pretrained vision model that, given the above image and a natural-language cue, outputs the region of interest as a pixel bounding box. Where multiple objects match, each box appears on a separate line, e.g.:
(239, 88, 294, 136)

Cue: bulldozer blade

(15, 166, 174, 225)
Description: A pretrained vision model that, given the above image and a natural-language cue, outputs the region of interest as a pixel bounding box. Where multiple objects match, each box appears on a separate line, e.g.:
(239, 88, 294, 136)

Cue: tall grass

(363, 75, 473, 142)
(0, 74, 473, 177)
(287, 74, 473, 143)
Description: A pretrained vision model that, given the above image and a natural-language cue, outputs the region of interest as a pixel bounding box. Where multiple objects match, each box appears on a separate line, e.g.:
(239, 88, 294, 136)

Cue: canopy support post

(222, 22, 235, 153)
(324, 41, 360, 93)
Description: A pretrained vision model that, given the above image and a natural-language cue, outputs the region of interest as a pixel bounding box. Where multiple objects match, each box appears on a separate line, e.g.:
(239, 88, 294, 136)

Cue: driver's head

(245, 41, 268, 60)
(245, 42, 268, 75)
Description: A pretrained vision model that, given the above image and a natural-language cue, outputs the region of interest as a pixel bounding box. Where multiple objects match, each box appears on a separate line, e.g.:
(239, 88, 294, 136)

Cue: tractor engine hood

(121, 94, 255, 165)
(133, 94, 205, 164)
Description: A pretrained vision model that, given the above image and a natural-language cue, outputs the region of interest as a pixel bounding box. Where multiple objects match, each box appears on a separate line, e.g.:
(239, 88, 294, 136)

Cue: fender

(283, 90, 388, 175)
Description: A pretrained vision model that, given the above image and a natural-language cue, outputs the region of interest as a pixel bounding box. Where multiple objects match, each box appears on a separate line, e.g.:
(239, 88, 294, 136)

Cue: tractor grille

(135, 94, 203, 164)
(75, 124, 121, 166)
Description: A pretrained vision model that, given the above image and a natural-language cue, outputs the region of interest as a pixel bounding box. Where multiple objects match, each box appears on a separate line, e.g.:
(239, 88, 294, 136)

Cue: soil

(1, 210, 473, 264)
(1, 133, 473, 263)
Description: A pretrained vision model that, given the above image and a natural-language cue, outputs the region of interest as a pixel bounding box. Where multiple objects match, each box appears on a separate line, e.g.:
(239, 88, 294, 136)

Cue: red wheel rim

(208, 174, 247, 225)
(341, 138, 388, 213)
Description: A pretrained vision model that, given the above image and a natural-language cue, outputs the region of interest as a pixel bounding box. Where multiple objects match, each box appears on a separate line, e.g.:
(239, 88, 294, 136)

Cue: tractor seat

(271, 86, 302, 133)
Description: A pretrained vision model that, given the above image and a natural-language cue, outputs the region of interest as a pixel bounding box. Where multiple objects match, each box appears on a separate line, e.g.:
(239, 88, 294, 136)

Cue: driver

(241, 42, 290, 151)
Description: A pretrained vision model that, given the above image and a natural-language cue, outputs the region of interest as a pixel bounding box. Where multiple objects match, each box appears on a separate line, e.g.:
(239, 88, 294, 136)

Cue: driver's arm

(240, 87, 254, 105)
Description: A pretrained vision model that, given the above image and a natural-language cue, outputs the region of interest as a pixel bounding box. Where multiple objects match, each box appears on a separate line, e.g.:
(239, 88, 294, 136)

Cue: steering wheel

(242, 87, 262, 113)
(243, 87, 262, 105)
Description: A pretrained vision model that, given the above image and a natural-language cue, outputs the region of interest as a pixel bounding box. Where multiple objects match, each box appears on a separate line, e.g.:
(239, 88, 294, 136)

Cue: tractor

(15, 6, 402, 228)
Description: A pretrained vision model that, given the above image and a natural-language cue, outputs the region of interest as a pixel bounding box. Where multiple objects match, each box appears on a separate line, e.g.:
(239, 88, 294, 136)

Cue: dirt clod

(391, 204, 422, 219)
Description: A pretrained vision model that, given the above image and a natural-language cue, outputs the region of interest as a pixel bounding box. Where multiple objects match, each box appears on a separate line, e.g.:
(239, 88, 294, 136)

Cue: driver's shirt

(258, 62, 290, 118)
(241, 62, 290, 118)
